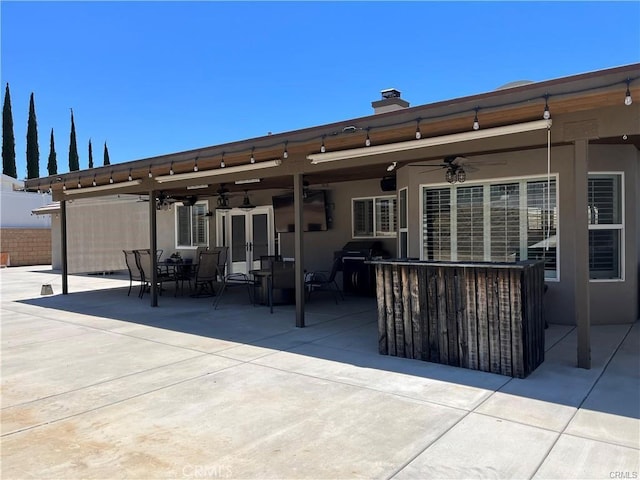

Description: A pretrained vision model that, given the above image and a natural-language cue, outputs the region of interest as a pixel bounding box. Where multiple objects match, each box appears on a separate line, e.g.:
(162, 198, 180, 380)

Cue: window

(422, 176, 557, 279)
(352, 196, 397, 238)
(588, 173, 623, 280)
(176, 201, 209, 248)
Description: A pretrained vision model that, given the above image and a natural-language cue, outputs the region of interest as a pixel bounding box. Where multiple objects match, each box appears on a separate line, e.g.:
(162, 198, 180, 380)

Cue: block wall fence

(0, 228, 52, 267)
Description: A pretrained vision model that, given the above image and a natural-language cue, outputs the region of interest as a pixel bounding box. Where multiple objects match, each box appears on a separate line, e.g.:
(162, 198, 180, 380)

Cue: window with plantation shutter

(456, 185, 484, 261)
(422, 176, 558, 279)
(423, 188, 451, 261)
(490, 183, 520, 262)
(352, 196, 396, 238)
(175, 201, 209, 248)
(588, 174, 623, 280)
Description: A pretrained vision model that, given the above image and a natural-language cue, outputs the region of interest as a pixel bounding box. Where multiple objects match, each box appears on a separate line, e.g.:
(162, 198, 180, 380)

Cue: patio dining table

(158, 260, 198, 295)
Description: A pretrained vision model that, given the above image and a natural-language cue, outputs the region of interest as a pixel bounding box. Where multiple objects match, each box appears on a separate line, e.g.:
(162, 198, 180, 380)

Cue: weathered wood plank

(384, 265, 396, 356)
(445, 267, 459, 367)
(427, 267, 440, 364)
(375, 265, 388, 355)
(436, 267, 449, 365)
(392, 266, 405, 357)
(477, 268, 491, 372)
(409, 266, 424, 360)
(487, 268, 501, 374)
(497, 269, 513, 377)
(401, 266, 413, 358)
(510, 269, 524, 378)
(464, 267, 479, 370)
(455, 268, 468, 369)
(416, 268, 429, 361)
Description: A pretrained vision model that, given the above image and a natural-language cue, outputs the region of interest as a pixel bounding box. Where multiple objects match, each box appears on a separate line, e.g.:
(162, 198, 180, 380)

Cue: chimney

(372, 88, 410, 114)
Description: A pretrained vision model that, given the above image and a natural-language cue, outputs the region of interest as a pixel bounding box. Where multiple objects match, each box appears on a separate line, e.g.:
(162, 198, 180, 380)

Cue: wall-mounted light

(283, 142, 289, 159)
(128, 169, 132, 181)
(415, 119, 422, 139)
(250, 147, 255, 164)
(62, 183, 67, 191)
(625, 79, 633, 106)
(220, 153, 226, 168)
(472, 108, 480, 131)
(148, 165, 153, 178)
(320, 136, 326, 153)
(109, 173, 114, 184)
(365, 129, 371, 147)
(169, 162, 174, 175)
(194, 157, 199, 172)
(543, 95, 551, 120)
(240, 190, 255, 211)
(92, 176, 96, 187)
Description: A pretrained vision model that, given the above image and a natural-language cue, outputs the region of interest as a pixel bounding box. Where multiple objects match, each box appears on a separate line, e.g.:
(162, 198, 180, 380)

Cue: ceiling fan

(408, 155, 497, 184)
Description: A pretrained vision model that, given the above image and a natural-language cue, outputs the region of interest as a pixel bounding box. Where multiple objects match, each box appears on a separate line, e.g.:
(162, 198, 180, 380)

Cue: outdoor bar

(369, 259, 546, 378)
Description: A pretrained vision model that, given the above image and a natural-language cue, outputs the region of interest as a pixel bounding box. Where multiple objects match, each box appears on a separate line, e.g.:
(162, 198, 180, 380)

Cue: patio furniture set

(123, 249, 343, 311)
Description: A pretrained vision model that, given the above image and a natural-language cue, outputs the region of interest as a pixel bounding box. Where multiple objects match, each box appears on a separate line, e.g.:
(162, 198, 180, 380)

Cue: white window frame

(175, 200, 209, 249)
(419, 173, 560, 281)
(588, 171, 624, 282)
(398, 188, 409, 257)
(351, 195, 397, 239)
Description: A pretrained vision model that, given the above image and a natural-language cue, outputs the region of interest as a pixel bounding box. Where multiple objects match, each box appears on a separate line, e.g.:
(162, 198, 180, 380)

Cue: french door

(216, 206, 274, 275)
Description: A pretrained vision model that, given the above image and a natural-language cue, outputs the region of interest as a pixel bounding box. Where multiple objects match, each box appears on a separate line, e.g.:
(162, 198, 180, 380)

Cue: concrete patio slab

(394, 412, 559, 479)
(1, 266, 639, 479)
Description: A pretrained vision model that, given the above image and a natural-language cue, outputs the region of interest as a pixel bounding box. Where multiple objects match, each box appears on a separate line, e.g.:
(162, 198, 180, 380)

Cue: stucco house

(25, 63, 640, 369)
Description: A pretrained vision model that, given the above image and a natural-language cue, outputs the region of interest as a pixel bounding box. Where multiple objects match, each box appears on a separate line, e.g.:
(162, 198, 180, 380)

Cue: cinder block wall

(0, 228, 52, 266)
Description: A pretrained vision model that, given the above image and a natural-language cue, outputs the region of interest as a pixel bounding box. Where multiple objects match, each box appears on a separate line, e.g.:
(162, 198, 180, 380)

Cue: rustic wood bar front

(369, 259, 546, 378)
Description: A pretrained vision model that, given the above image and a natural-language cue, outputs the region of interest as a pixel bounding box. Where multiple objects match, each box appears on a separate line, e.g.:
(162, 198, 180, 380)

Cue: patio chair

(123, 250, 145, 297)
(212, 271, 256, 310)
(304, 257, 343, 304)
(268, 260, 295, 314)
(210, 246, 229, 280)
(135, 249, 174, 298)
(191, 251, 221, 297)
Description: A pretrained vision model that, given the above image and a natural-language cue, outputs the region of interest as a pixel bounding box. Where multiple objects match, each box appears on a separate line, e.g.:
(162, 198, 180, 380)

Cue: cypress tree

(88, 139, 93, 168)
(47, 128, 57, 175)
(2, 83, 17, 178)
(68, 109, 79, 171)
(26, 92, 40, 179)
(103, 142, 110, 166)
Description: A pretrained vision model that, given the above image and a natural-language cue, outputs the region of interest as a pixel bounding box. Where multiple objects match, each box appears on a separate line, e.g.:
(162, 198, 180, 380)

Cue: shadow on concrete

(17, 273, 639, 420)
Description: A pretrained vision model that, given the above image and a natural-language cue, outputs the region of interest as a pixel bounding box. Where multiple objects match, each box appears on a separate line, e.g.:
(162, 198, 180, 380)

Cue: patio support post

(60, 199, 68, 295)
(149, 190, 158, 307)
(293, 173, 305, 327)
(574, 139, 591, 369)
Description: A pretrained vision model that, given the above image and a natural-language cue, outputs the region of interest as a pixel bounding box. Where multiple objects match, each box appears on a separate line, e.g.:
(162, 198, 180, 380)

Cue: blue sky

(2, 1, 639, 180)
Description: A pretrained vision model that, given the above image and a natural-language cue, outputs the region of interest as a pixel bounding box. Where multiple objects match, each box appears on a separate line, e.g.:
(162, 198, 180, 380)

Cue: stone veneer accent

(0, 228, 51, 266)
